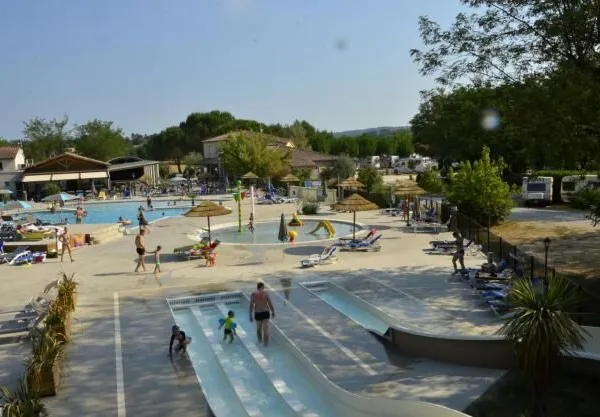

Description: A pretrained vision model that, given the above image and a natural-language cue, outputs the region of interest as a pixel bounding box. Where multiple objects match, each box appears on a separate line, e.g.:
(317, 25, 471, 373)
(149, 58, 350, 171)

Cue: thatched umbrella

(395, 181, 426, 226)
(280, 173, 300, 183)
(184, 201, 232, 243)
(336, 177, 364, 188)
(332, 193, 378, 240)
(241, 171, 259, 181)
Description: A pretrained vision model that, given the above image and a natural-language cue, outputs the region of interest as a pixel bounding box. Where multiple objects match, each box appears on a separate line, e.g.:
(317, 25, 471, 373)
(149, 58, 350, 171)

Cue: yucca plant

(44, 300, 70, 343)
(0, 377, 47, 417)
(57, 272, 79, 312)
(497, 275, 589, 417)
(25, 328, 64, 397)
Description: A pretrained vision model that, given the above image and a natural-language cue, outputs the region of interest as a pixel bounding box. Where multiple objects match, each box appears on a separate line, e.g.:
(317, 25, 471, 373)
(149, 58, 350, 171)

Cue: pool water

(209, 219, 358, 244)
(30, 201, 191, 225)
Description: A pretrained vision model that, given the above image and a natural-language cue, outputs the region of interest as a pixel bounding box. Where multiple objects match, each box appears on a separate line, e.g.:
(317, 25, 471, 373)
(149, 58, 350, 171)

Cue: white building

(0, 146, 28, 195)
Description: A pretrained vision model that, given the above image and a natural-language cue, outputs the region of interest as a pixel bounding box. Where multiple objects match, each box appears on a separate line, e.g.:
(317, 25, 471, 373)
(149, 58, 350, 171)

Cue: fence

(452, 211, 600, 326)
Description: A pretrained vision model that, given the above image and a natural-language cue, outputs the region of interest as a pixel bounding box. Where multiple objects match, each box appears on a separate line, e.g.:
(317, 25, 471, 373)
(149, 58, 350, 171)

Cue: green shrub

(569, 188, 600, 210)
(42, 183, 61, 198)
(419, 168, 445, 194)
(301, 201, 320, 215)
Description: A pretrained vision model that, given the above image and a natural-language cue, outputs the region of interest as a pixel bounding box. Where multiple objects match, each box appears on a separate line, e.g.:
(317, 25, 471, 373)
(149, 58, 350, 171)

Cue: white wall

(0, 148, 25, 172)
(203, 142, 221, 159)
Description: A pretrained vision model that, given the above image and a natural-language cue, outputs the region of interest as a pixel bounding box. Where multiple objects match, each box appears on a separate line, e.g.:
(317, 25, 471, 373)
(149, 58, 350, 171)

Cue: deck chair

(338, 229, 377, 244)
(301, 246, 338, 268)
(0, 246, 30, 265)
(341, 234, 382, 252)
(186, 240, 220, 260)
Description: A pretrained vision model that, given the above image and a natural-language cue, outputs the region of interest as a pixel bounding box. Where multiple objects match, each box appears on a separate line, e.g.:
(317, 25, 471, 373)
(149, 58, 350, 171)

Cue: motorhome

(560, 174, 600, 202)
(522, 176, 553, 206)
(392, 154, 438, 174)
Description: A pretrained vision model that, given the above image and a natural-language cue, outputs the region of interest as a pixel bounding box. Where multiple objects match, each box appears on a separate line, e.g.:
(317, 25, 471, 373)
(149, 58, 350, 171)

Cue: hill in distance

(333, 126, 409, 138)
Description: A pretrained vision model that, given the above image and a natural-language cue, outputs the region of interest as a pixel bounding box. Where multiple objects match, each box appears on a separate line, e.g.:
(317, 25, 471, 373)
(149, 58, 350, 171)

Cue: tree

(446, 146, 513, 225)
(498, 275, 588, 417)
(419, 168, 445, 194)
(328, 154, 356, 181)
(218, 131, 290, 178)
(357, 135, 377, 157)
(144, 127, 187, 172)
(394, 130, 414, 157)
(182, 152, 203, 179)
(73, 120, 130, 161)
(22, 116, 71, 162)
(357, 166, 383, 193)
(43, 182, 61, 197)
(286, 120, 309, 149)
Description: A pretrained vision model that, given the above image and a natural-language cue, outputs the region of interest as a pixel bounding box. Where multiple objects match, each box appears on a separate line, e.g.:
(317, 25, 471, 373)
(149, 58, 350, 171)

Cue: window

(527, 183, 547, 192)
(4, 181, 9, 187)
(562, 182, 576, 192)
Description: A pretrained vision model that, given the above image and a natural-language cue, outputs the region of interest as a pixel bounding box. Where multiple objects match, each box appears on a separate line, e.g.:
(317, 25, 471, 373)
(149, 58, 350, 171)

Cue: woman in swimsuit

(249, 282, 275, 346)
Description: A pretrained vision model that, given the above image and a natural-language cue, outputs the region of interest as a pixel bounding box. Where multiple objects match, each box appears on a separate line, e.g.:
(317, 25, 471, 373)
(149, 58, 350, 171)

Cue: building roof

(0, 147, 20, 160)
(107, 160, 160, 172)
(203, 131, 295, 148)
(24, 152, 110, 174)
(291, 149, 338, 168)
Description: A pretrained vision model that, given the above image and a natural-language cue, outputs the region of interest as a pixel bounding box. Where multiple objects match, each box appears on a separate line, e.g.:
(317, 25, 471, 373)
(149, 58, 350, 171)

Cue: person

(137, 209, 148, 229)
(147, 196, 152, 209)
(248, 212, 255, 233)
(249, 282, 275, 346)
(74, 207, 83, 224)
(218, 310, 237, 343)
(169, 325, 191, 355)
(451, 231, 466, 274)
(150, 245, 162, 274)
(134, 229, 147, 273)
(59, 227, 74, 262)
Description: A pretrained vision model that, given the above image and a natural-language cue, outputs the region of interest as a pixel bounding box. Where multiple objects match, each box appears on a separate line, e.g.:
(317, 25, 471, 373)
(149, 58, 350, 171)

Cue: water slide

(169, 292, 470, 417)
(309, 220, 335, 237)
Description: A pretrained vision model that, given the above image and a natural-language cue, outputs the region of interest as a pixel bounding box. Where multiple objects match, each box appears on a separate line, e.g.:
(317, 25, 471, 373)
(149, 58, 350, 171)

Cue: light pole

(543, 237, 551, 281)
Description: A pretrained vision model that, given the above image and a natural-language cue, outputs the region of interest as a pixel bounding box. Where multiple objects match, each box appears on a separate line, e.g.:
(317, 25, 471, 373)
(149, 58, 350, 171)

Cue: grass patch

(465, 371, 600, 417)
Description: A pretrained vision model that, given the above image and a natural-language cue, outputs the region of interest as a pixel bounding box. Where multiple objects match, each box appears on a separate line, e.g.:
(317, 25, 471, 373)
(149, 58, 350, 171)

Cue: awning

(51, 173, 80, 181)
(80, 171, 108, 179)
(22, 174, 52, 183)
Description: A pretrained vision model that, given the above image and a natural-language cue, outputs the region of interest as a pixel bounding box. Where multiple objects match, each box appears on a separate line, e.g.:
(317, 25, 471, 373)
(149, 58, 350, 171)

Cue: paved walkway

(1, 201, 505, 416)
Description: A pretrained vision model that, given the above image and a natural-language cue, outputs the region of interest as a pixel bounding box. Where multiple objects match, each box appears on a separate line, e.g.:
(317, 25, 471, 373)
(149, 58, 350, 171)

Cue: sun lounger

(340, 234, 382, 252)
(0, 246, 30, 265)
(301, 246, 338, 268)
(185, 240, 220, 260)
(337, 229, 377, 244)
(409, 221, 448, 234)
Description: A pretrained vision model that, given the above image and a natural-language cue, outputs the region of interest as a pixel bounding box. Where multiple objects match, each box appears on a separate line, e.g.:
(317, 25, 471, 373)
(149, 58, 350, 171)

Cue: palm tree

(498, 275, 589, 417)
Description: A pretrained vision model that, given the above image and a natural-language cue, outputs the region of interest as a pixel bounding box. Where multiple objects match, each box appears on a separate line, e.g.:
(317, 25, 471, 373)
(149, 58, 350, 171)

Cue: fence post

(530, 256, 535, 280)
(499, 238, 503, 258)
(487, 225, 491, 252)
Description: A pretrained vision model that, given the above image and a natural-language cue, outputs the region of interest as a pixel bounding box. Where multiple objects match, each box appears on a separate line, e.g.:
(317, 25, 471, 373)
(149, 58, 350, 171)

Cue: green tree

(357, 166, 383, 193)
(0, 137, 12, 147)
(219, 131, 290, 178)
(499, 275, 588, 417)
(73, 120, 130, 161)
(309, 131, 332, 153)
(22, 116, 71, 162)
(375, 137, 397, 155)
(357, 135, 377, 157)
(419, 168, 445, 194)
(42, 182, 61, 197)
(446, 146, 513, 225)
(286, 120, 309, 149)
(394, 130, 414, 157)
(328, 154, 356, 181)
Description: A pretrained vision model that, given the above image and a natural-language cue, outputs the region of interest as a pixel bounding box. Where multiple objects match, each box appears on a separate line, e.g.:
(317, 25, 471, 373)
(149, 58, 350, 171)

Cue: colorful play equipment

(288, 212, 304, 227)
(288, 230, 298, 242)
(309, 220, 335, 237)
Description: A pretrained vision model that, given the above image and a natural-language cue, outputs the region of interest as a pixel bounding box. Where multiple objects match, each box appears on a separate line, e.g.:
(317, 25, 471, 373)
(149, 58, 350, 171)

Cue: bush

(301, 201, 320, 215)
(42, 183, 61, 198)
(419, 168, 445, 194)
(569, 188, 600, 211)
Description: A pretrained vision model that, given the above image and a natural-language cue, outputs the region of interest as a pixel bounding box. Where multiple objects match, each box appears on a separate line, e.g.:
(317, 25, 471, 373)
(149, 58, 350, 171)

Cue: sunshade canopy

(184, 201, 232, 218)
(280, 173, 300, 183)
(241, 171, 260, 180)
(332, 193, 378, 212)
(336, 177, 365, 188)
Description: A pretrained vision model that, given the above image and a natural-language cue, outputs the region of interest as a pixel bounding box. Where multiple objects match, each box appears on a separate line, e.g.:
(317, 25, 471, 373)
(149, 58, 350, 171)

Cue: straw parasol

(394, 180, 426, 197)
(336, 177, 364, 188)
(184, 201, 232, 243)
(332, 193, 379, 240)
(241, 171, 260, 180)
(280, 173, 300, 183)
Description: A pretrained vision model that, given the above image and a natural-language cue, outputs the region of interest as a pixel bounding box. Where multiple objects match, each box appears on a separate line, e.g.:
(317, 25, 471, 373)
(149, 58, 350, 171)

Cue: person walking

(59, 226, 74, 263)
(135, 229, 147, 273)
(249, 282, 275, 346)
(451, 231, 466, 274)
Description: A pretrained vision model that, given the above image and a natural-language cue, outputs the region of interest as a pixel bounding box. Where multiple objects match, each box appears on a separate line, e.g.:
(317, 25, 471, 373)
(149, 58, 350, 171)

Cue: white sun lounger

(301, 246, 338, 268)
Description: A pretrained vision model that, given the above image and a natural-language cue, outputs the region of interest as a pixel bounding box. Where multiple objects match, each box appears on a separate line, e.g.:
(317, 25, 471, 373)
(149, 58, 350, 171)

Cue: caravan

(560, 175, 600, 203)
(522, 176, 553, 206)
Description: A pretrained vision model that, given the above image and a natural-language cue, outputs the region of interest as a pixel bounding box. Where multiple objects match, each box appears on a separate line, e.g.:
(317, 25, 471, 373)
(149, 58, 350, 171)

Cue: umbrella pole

(207, 216, 212, 244)
(353, 211, 356, 240)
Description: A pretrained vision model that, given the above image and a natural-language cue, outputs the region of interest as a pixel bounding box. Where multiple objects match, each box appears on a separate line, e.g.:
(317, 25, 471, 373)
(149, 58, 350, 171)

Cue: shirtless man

(134, 229, 146, 273)
(249, 282, 275, 346)
(59, 226, 74, 262)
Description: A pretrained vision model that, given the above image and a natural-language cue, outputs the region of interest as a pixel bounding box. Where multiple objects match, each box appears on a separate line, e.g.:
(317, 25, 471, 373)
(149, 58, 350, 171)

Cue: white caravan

(522, 176, 553, 205)
(560, 174, 600, 202)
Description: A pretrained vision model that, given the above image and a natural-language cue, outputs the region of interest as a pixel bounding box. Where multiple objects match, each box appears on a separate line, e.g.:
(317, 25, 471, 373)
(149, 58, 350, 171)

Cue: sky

(0, 0, 466, 138)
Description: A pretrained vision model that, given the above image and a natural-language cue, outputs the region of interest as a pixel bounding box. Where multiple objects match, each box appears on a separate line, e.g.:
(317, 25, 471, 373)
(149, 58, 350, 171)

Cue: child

(150, 245, 162, 274)
(218, 310, 237, 343)
(248, 213, 255, 233)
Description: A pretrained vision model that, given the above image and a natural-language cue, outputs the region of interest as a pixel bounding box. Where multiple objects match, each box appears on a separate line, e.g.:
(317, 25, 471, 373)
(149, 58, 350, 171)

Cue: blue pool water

(30, 201, 191, 225)
(210, 219, 359, 244)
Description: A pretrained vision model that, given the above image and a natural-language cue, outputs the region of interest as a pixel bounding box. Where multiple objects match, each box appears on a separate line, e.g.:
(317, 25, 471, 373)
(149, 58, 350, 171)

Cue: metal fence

(451, 211, 600, 325)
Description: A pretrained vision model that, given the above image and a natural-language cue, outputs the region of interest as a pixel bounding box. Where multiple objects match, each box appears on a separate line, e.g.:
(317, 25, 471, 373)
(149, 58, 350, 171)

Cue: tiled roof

(291, 149, 338, 168)
(0, 147, 20, 159)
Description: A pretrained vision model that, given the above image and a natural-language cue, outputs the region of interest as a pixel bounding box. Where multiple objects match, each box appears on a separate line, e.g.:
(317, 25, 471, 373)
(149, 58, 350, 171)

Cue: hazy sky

(0, 0, 466, 138)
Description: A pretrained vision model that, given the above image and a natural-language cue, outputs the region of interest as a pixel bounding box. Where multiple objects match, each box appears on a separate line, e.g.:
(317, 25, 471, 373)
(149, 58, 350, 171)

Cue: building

(21, 152, 111, 198)
(0, 146, 28, 196)
(201, 131, 337, 179)
(107, 156, 160, 186)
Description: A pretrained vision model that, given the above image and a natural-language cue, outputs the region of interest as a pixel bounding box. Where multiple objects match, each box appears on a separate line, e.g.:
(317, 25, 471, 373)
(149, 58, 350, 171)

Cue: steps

(90, 224, 124, 245)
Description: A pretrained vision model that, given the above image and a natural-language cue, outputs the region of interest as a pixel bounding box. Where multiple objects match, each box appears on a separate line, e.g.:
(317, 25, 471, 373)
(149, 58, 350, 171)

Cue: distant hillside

(333, 126, 409, 138)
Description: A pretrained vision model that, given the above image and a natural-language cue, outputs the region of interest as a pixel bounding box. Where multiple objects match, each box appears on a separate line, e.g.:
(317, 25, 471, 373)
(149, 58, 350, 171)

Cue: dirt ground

(492, 208, 600, 280)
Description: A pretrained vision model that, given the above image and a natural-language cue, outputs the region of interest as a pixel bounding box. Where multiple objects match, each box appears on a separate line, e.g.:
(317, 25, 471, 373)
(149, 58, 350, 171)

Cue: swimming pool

(30, 201, 191, 225)
(206, 219, 359, 244)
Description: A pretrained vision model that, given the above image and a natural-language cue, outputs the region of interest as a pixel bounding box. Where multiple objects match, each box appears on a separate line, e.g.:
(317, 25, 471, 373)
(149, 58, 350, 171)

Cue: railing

(451, 211, 600, 326)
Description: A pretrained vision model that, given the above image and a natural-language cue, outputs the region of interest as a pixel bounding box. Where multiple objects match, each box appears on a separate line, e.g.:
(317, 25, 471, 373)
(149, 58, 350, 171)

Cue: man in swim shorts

(134, 229, 146, 273)
(249, 282, 275, 346)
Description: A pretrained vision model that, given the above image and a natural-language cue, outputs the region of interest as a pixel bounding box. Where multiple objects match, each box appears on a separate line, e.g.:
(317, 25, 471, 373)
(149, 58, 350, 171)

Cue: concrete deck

(0, 199, 524, 416)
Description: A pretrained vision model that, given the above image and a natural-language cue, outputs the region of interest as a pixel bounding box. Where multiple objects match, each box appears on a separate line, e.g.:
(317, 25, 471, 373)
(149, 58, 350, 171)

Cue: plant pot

(51, 312, 71, 343)
(27, 361, 61, 397)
